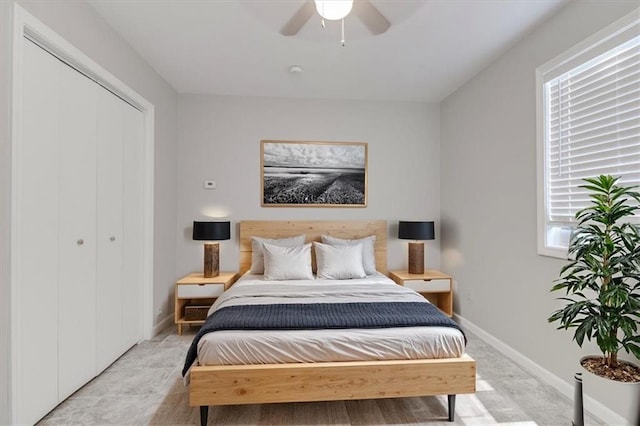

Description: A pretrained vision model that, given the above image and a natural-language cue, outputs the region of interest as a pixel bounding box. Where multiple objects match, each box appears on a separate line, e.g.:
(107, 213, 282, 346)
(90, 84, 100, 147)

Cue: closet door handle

(110, 236, 116, 242)
(77, 239, 84, 246)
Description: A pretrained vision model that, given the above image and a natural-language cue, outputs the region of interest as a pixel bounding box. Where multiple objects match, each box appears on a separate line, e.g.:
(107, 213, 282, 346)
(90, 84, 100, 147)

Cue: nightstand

(174, 271, 238, 335)
(388, 269, 453, 317)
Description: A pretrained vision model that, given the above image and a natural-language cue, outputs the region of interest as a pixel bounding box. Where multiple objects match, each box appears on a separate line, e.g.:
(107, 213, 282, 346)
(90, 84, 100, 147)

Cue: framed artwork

(261, 140, 368, 207)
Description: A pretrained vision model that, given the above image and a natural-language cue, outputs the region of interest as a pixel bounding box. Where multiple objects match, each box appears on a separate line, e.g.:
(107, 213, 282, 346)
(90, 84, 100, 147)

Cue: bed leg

(200, 405, 208, 426)
(448, 394, 456, 422)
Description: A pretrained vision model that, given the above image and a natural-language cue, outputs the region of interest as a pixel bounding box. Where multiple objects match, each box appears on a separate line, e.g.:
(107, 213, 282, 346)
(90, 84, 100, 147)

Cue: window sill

(538, 245, 568, 260)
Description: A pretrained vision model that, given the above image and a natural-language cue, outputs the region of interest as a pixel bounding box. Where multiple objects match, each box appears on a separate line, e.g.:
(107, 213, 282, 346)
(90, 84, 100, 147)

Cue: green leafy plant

(548, 175, 640, 369)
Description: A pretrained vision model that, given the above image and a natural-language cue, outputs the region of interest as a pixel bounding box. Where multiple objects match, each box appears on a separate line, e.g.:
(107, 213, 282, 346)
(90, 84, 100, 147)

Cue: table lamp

(398, 221, 435, 274)
(193, 221, 231, 277)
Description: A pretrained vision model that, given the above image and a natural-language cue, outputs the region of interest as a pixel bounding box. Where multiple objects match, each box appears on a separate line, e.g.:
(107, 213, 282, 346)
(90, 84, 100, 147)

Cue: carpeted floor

(38, 326, 605, 425)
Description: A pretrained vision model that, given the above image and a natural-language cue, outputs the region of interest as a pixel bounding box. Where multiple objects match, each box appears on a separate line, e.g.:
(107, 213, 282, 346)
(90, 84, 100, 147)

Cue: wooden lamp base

(407, 242, 424, 274)
(203, 242, 220, 278)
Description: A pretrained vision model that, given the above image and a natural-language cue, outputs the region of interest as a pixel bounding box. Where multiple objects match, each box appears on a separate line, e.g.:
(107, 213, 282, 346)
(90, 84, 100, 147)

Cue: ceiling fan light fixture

(314, 0, 353, 21)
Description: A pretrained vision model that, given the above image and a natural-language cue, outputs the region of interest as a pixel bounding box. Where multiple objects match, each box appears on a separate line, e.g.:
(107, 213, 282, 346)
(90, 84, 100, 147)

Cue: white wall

(0, 2, 178, 422)
(0, 3, 14, 424)
(440, 1, 639, 421)
(177, 95, 441, 278)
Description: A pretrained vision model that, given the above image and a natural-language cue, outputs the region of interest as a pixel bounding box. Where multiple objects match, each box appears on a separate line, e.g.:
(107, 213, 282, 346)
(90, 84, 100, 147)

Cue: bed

(186, 220, 476, 425)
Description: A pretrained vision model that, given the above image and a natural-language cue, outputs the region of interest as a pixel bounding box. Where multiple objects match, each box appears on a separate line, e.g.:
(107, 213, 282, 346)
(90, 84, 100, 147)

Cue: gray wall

(177, 95, 441, 277)
(0, 2, 178, 422)
(440, 0, 639, 420)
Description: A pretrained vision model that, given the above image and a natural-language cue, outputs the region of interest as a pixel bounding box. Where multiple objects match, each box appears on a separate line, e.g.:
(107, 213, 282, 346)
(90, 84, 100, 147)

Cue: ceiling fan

(280, 0, 391, 37)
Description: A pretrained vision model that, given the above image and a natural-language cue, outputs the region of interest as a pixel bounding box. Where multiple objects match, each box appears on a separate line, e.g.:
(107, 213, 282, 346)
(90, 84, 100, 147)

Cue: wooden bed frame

(189, 220, 476, 425)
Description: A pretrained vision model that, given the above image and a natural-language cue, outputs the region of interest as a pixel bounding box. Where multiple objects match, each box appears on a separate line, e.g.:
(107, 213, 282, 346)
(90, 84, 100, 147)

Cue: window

(537, 10, 640, 258)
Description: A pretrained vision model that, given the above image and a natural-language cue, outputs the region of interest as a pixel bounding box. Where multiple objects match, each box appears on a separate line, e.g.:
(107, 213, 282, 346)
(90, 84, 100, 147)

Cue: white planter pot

(580, 356, 640, 425)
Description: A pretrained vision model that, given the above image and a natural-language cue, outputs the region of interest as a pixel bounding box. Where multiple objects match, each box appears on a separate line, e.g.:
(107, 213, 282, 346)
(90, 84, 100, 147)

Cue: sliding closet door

(17, 34, 146, 425)
(96, 90, 145, 366)
(121, 102, 145, 349)
(96, 87, 124, 372)
(57, 56, 98, 401)
(18, 39, 61, 425)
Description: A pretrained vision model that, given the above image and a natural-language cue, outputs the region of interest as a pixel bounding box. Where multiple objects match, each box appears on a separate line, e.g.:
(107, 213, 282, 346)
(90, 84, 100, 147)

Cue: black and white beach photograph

(261, 141, 367, 207)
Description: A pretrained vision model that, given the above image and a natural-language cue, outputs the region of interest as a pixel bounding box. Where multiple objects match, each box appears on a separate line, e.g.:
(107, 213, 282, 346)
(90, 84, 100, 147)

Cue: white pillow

(314, 242, 366, 280)
(320, 235, 376, 275)
(262, 243, 314, 281)
(250, 234, 306, 274)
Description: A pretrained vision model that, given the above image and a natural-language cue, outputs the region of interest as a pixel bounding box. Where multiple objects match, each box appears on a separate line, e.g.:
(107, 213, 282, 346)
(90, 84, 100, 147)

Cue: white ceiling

(89, 0, 570, 102)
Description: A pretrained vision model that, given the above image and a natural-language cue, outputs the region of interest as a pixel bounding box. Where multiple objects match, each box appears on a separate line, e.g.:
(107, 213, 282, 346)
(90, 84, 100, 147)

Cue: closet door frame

(10, 5, 155, 423)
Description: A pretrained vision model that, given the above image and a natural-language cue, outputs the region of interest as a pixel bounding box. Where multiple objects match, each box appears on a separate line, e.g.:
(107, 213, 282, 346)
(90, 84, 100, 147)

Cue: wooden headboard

(239, 220, 387, 275)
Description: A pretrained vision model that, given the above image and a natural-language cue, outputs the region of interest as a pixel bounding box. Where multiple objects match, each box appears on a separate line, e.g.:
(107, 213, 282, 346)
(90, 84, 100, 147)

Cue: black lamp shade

(398, 221, 435, 241)
(193, 221, 231, 241)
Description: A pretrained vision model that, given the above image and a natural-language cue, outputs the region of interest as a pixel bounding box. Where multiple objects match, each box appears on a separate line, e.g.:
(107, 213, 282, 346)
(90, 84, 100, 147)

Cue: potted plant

(548, 175, 640, 422)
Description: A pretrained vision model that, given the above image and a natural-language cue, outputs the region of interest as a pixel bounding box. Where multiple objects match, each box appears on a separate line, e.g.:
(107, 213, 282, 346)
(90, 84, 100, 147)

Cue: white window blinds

(545, 35, 640, 224)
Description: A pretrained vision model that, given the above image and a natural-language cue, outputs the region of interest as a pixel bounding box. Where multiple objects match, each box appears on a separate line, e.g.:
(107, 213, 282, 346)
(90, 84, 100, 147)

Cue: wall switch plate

(204, 180, 216, 189)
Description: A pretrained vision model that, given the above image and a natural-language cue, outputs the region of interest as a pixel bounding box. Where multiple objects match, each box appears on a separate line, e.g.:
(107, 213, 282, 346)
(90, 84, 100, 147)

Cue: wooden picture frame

(261, 140, 368, 207)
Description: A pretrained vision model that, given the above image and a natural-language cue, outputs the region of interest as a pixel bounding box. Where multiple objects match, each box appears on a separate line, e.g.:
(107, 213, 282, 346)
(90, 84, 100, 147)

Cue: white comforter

(196, 273, 466, 366)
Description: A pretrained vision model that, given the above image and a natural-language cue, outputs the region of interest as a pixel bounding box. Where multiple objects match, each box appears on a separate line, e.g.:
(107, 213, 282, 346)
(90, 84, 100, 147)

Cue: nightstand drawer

(177, 283, 224, 298)
(403, 279, 451, 293)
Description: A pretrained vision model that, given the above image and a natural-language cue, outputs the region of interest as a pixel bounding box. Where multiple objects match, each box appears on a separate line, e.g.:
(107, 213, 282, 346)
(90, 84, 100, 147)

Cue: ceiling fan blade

(280, 1, 316, 36)
(354, 0, 390, 35)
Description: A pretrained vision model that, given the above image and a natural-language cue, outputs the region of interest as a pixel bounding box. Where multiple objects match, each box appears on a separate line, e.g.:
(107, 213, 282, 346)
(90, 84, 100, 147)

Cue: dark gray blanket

(182, 301, 466, 376)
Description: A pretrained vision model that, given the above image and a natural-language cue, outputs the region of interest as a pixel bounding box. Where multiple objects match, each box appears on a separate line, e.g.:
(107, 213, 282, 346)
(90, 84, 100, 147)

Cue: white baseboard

(152, 313, 174, 337)
(455, 314, 626, 425)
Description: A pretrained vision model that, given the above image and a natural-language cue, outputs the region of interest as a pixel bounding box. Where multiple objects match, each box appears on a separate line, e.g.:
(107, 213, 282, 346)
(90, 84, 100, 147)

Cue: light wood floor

(38, 327, 605, 425)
